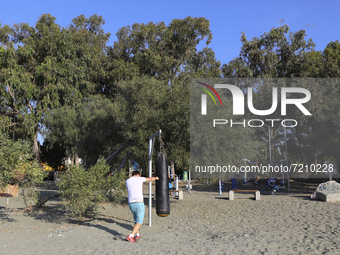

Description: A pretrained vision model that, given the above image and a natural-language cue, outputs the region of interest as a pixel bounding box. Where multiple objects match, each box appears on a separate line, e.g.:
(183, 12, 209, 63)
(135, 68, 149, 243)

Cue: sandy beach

(1, 179, 340, 255)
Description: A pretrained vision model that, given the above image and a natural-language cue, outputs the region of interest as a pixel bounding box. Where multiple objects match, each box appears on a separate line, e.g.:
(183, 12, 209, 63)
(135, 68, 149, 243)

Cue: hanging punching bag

(155, 152, 170, 217)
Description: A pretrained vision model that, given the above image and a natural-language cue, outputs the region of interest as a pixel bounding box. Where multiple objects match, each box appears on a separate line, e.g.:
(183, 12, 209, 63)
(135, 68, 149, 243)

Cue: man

(125, 170, 159, 243)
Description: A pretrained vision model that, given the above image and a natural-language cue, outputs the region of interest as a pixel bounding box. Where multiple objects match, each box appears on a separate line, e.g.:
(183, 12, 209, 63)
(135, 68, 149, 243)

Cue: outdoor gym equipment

(266, 177, 277, 195)
(218, 179, 223, 195)
(155, 151, 170, 217)
(272, 160, 290, 191)
(148, 130, 161, 226)
(240, 158, 250, 185)
(186, 170, 192, 193)
(240, 159, 258, 185)
(232, 177, 237, 190)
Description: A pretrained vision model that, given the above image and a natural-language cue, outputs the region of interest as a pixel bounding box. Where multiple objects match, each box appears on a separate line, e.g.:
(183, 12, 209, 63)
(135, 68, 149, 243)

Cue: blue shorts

(128, 202, 145, 225)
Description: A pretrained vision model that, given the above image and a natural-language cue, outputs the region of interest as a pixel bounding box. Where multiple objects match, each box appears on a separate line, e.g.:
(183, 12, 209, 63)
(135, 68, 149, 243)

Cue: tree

(0, 42, 32, 141)
(222, 24, 340, 166)
(322, 40, 340, 77)
(112, 76, 168, 170)
(104, 17, 221, 172)
(43, 95, 126, 169)
(0, 14, 110, 162)
(109, 17, 213, 86)
(222, 24, 316, 79)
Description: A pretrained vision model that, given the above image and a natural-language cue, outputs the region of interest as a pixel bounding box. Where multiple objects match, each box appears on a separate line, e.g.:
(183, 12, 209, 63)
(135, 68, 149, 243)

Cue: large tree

(0, 14, 110, 162)
(222, 24, 316, 79)
(100, 17, 222, 171)
(43, 95, 125, 168)
(108, 17, 214, 84)
(222, 24, 340, 165)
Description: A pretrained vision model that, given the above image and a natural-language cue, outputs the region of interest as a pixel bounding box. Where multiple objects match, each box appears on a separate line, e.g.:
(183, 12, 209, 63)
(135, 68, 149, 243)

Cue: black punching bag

(155, 152, 170, 217)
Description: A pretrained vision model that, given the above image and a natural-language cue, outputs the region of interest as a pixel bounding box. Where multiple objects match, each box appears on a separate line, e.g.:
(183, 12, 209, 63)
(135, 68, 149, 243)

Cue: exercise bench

(171, 190, 183, 200)
(229, 189, 260, 200)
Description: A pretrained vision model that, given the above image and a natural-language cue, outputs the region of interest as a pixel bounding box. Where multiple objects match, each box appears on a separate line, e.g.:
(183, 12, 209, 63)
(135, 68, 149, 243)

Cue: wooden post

(6, 187, 9, 210)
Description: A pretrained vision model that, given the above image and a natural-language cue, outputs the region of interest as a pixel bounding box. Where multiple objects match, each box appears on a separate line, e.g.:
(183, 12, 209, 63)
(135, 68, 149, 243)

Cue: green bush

(0, 132, 47, 207)
(58, 159, 127, 219)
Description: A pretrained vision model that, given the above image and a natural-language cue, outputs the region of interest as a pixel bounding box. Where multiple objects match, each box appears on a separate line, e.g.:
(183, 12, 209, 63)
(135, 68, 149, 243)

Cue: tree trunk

(171, 162, 175, 179)
(75, 155, 80, 166)
(299, 142, 308, 165)
(314, 152, 318, 176)
(33, 125, 41, 164)
(32, 194, 61, 210)
(116, 152, 131, 173)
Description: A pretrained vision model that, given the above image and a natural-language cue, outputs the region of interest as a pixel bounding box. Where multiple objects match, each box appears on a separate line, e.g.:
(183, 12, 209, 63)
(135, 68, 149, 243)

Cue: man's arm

(145, 176, 159, 182)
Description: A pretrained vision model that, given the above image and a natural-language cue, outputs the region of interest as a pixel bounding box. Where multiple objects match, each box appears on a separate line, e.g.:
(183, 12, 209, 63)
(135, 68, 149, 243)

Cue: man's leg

(127, 202, 144, 242)
(131, 223, 141, 235)
(133, 203, 145, 239)
(127, 203, 138, 242)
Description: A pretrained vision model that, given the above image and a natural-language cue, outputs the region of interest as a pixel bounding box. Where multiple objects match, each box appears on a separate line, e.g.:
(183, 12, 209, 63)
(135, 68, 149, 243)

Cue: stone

(312, 181, 340, 202)
(315, 191, 340, 202)
(255, 191, 261, 200)
(177, 190, 183, 200)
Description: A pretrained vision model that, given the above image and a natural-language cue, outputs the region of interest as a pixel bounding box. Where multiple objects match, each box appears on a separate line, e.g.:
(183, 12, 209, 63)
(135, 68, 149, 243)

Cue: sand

(1, 180, 340, 255)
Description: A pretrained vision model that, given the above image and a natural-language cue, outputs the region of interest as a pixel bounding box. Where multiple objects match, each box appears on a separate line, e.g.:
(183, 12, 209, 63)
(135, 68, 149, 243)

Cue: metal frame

(241, 158, 250, 184)
(148, 130, 161, 227)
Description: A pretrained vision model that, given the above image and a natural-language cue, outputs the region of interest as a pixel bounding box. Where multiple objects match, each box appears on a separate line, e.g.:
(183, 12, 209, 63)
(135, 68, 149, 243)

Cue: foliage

(40, 139, 67, 171)
(1, 14, 221, 173)
(76, 96, 124, 167)
(323, 40, 340, 77)
(57, 159, 127, 219)
(105, 17, 220, 170)
(43, 95, 124, 168)
(113, 76, 168, 169)
(222, 24, 340, 165)
(2, 14, 340, 207)
(109, 16, 213, 85)
(0, 14, 110, 162)
(0, 131, 46, 206)
(222, 24, 316, 78)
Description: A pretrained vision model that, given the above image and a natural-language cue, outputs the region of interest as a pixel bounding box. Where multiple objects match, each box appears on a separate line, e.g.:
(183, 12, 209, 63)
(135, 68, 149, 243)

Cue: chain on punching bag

(155, 137, 170, 217)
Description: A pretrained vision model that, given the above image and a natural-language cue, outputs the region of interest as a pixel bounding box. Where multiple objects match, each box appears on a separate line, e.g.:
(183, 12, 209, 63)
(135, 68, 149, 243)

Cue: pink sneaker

(126, 235, 135, 243)
(135, 235, 141, 241)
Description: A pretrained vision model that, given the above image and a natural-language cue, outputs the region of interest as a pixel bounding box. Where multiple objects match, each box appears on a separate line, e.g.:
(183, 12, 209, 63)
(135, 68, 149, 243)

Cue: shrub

(0, 132, 47, 207)
(58, 159, 127, 219)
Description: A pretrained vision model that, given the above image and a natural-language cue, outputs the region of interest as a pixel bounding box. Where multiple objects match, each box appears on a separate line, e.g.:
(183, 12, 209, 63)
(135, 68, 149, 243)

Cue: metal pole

(241, 158, 250, 184)
(244, 168, 247, 184)
(268, 126, 271, 165)
(219, 179, 222, 195)
(281, 160, 284, 187)
(148, 130, 161, 227)
(188, 170, 191, 193)
(268, 125, 272, 178)
(148, 139, 152, 226)
(284, 125, 290, 191)
(263, 124, 272, 179)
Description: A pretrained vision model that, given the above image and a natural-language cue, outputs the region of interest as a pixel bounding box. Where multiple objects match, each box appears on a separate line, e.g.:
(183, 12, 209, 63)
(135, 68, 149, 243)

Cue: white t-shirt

(126, 176, 146, 203)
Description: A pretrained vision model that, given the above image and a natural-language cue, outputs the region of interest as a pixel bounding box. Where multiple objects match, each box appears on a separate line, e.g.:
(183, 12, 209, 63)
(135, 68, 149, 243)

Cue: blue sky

(1, 0, 340, 66)
(1, 0, 340, 144)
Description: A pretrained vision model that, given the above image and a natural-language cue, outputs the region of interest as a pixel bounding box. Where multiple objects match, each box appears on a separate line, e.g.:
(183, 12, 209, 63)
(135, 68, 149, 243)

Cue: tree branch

(31, 194, 61, 210)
